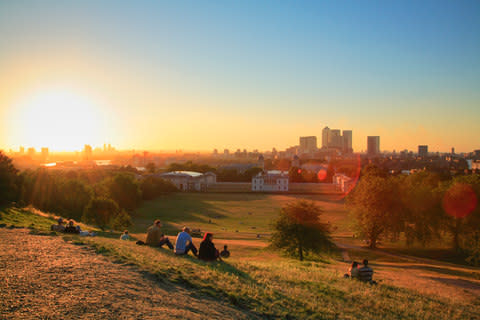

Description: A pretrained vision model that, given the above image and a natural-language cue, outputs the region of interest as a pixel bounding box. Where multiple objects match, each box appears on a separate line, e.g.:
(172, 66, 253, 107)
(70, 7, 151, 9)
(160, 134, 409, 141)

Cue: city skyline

(1, 1, 479, 152)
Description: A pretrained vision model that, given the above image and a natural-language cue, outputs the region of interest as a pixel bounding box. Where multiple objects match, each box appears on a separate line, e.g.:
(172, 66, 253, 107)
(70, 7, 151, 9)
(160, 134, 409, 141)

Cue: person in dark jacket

(64, 220, 80, 234)
(198, 232, 221, 261)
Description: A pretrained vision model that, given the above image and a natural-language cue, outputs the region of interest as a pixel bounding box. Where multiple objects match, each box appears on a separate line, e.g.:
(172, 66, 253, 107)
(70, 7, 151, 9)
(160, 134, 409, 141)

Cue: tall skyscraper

(329, 129, 343, 149)
(84, 145, 93, 160)
(322, 126, 330, 148)
(342, 130, 353, 153)
(418, 145, 428, 157)
(299, 136, 317, 153)
(367, 136, 380, 155)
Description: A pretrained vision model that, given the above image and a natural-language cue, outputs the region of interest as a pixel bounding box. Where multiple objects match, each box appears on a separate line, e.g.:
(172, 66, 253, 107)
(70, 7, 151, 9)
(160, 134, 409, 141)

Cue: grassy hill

(1, 206, 479, 319)
(133, 193, 349, 239)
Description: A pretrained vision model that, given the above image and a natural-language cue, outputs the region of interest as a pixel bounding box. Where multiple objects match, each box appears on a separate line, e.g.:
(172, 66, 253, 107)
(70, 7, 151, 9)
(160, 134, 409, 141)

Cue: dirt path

(0, 229, 254, 320)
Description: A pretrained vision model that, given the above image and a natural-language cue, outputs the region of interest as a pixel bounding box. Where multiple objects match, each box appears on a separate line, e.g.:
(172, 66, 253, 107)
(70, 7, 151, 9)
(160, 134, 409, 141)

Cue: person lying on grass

(174, 227, 198, 256)
(145, 219, 174, 250)
(198, 232, 222, 262)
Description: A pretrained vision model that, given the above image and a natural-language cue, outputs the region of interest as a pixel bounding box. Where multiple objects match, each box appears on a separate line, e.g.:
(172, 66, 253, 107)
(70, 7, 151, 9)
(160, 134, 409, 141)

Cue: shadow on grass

(374, 262, 480, 280)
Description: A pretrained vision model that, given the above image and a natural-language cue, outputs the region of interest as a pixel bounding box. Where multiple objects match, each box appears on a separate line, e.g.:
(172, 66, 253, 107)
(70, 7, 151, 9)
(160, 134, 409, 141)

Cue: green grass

(2, 206, 479, 319)
(0, 206, 56, 234)
(134, 193, 349, 238)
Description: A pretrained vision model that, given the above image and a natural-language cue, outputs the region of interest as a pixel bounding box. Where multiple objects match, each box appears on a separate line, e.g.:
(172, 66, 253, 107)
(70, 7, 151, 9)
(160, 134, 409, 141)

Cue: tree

(82, 198, 120, 230)
(140, 176, 178, 200)
(106, 173, 142, 211)
(146, 162, 156, 174)
(60, 179, 93, 220)
(347, 174, 400, 248)
(0, 152, 19, 205)
(271, 200, 335, 261)
(399, 172, 443, 247)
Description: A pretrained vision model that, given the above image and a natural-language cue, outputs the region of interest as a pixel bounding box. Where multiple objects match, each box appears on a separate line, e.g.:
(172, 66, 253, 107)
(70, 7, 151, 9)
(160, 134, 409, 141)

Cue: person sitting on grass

(120, 230, 130, 240)
(358, 259, 376, 284)
(174, 227, 197, 256)
(64, 220, 80, 234)
(220, 245, 230, 258)
(146, 219, 173, 250)
(51, 218, 65, 232)
(344, 261, 359, 279)
(198, 232, 221, 262)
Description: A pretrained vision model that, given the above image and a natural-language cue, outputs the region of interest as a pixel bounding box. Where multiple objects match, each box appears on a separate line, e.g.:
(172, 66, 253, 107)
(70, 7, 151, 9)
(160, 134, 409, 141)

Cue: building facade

(159, 171, 216, 192)
(252, 170, 289, 192)
(299, 136, 317, 154)
(418, 145, 428, 157)
(367, 136, 380, 155)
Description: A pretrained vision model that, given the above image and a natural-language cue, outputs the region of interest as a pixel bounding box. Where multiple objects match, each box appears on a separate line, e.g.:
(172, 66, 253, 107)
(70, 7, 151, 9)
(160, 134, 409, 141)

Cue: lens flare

(317, 169, 327, 181)
(442, 183, 477, 218)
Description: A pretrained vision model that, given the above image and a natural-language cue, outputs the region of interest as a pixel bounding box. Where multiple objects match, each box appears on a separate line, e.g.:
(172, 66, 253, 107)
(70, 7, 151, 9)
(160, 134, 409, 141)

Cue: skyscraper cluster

(322, 127, 353, 153)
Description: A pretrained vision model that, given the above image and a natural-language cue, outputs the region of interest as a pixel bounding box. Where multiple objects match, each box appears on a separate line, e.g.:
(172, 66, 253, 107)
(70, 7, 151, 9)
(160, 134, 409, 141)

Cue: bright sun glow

(10, 88, 105, 151)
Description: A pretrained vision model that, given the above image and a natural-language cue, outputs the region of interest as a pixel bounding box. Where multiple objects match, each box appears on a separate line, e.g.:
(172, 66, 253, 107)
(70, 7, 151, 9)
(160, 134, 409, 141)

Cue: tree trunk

(298, 243, 303, 261)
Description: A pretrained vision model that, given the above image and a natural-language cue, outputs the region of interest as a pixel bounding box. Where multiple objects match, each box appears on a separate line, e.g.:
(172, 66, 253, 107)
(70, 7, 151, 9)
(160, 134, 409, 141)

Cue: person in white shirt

(174, 227, 197, 256)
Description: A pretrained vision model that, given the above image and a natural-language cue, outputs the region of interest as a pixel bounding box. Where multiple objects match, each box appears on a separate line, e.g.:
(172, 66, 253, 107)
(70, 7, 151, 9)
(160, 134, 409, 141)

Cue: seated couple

(345, 259, 376, 284)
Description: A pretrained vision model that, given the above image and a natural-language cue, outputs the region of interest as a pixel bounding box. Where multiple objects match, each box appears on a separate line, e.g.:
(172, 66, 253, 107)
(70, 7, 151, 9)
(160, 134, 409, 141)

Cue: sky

(0, 0, 479, 153)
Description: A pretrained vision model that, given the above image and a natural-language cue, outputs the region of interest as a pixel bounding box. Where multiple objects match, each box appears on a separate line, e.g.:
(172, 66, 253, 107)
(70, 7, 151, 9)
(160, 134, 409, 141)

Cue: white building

(252, 170, 289, 192)
(333, 173, 354, 193)
(159, 171, 216, 192)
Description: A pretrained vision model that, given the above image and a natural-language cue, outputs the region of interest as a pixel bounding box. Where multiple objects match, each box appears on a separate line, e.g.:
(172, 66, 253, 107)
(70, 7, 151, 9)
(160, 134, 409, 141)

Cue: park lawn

(2, 207, 479, 319)
(133, 193, 350, 238)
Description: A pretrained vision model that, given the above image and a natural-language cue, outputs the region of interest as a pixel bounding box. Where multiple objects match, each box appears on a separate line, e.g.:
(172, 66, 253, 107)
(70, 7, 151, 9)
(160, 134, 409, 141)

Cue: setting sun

(9, 88, 106, 151)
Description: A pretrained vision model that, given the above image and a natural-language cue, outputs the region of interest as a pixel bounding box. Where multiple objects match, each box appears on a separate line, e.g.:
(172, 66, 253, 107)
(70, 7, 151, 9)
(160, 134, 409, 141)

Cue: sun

(10, 88, 105, 151)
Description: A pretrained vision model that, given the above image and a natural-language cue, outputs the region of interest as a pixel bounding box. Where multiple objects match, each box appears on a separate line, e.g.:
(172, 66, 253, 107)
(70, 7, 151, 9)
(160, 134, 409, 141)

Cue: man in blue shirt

(174, 227, 198, 256)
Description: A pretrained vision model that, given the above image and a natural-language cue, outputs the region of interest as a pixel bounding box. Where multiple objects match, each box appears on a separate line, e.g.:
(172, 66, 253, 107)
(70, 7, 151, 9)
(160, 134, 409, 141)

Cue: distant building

(41, 147, 49, 161)
(322, 126, 330, 148)
(292, 155, 300, 168)
(83, 145, 93, 160)
(258, 155, 265, 170)
(299, 136, 317, 154)
(223, 149, 229, 156)
(342, 130, 353, 153)
(418, 145, 428, 157)
(328, 129, 342, 149)
(333, 173, 353, 193)
(19, 146, 24, 155)
(252, 170, 289, 192)
(27, 147, 36, 158)
(159, 171, 216, 192)
(367, 136, 380, 155)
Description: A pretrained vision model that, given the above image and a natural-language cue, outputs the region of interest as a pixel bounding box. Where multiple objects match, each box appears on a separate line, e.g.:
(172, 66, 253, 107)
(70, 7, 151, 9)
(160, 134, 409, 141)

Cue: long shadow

(373, 262, 480, 279)
(425, 276, 480, 291)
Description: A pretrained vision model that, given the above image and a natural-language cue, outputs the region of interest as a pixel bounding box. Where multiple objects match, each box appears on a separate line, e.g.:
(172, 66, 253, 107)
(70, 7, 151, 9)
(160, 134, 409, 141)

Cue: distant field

(132, 193, 350, 238)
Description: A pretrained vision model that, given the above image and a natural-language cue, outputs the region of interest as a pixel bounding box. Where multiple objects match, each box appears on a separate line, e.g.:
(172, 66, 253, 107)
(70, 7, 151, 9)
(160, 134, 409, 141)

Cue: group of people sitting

(128, 219, 230, 262)
(344, 259, 376, 284)
(50, 218, 96, 236)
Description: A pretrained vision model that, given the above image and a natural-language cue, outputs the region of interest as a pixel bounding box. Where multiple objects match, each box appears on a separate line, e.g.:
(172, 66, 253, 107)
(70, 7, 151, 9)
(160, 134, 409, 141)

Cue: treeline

(347, 165, 480, 265)
(0, 152, 177, 230)
(166, 161, 263, 182)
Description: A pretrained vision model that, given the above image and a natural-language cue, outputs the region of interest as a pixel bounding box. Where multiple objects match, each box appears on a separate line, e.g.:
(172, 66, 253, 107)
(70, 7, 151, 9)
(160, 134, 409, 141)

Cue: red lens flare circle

(317, 169, 327, 181)
(442, 183, 477, 219)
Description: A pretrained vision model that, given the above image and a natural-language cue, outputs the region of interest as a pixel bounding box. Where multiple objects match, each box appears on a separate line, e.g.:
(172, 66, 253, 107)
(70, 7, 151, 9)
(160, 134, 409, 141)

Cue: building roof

(160, 171, 205, 178)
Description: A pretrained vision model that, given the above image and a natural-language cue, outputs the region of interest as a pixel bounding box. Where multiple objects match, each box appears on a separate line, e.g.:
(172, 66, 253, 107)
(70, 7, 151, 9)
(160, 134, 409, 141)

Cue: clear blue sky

(0, 0, 479, 152)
